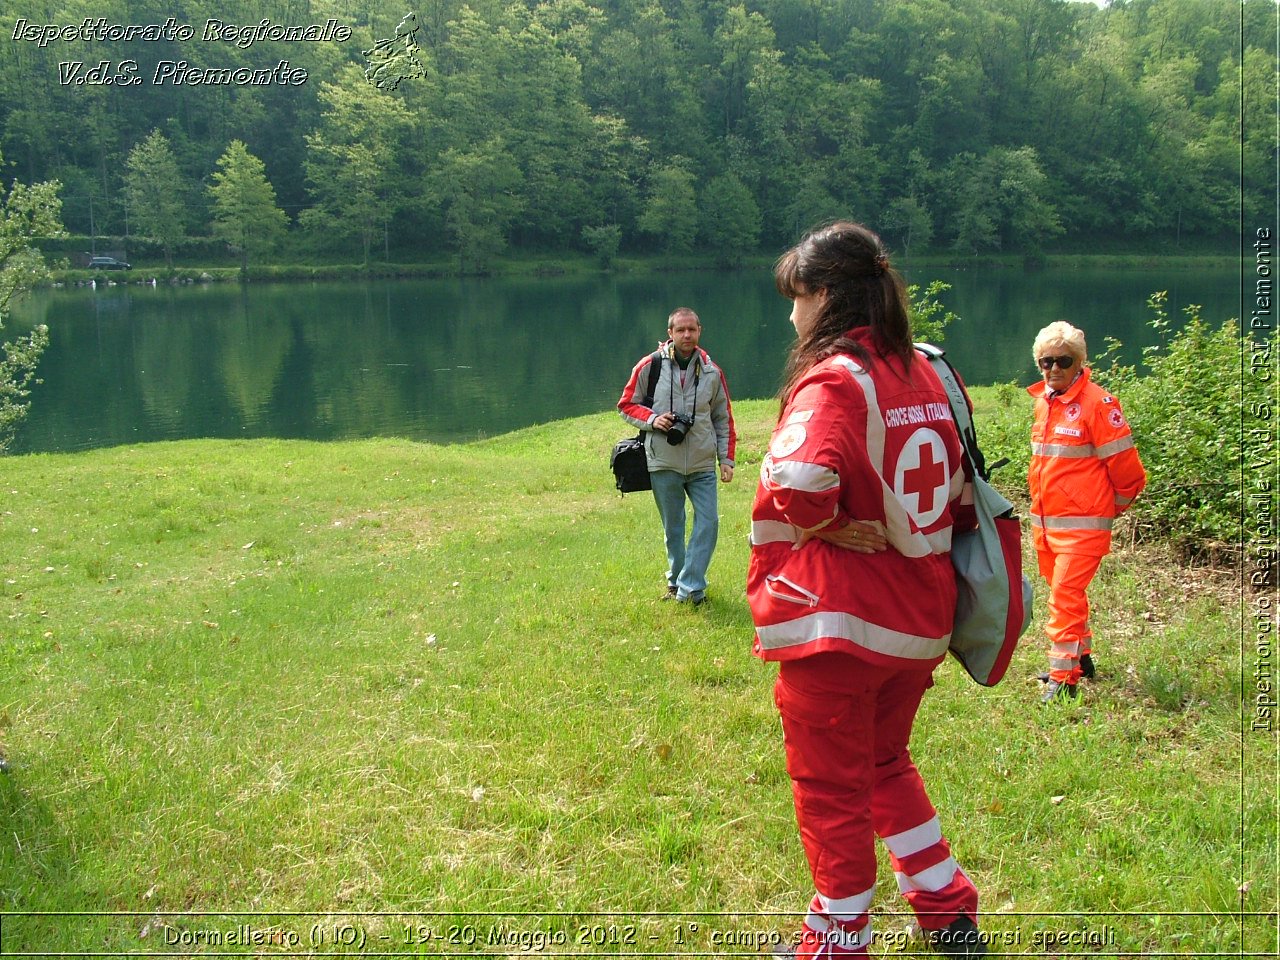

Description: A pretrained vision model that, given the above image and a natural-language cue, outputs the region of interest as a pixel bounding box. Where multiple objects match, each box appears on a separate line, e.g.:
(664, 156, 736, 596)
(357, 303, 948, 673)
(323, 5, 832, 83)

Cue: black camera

(666, 413, 694, 445)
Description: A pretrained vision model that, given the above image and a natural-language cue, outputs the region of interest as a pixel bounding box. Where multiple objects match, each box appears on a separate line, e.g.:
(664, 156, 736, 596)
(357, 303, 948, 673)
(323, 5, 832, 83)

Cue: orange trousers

(1036, 549, 1103, 684)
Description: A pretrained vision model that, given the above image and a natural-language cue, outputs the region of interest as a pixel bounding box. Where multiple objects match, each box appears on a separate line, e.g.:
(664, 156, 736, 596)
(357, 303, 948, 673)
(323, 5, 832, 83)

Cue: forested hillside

(1, 0, 1272, 267)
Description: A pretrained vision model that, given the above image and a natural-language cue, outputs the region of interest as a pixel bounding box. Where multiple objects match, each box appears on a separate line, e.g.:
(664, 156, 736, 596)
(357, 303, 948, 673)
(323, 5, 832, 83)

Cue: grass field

(0, 396, 1272, 956)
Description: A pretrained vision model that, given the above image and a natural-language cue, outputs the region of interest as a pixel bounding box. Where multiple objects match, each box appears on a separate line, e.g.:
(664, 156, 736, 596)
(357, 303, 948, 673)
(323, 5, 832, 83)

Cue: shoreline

(43, 250, 1242, 286)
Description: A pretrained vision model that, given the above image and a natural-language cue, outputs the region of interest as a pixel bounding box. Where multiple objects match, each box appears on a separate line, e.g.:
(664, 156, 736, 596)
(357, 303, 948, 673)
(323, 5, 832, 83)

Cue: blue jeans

(650, 469, 719, 600)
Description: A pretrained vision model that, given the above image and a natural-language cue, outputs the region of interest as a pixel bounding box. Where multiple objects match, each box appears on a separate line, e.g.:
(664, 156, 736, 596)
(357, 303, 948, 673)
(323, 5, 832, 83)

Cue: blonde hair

(1032, 321, 1087, 365)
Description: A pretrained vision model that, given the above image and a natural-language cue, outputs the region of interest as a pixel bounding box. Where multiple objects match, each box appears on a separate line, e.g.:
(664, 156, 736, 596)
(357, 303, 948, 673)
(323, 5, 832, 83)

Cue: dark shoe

(1041, 679, 1078, 704)
(661, 585, 678, 600)
(690, 594, 708, 606)
(929, 916, 987, 956)
(1080, 653, 1095, 679)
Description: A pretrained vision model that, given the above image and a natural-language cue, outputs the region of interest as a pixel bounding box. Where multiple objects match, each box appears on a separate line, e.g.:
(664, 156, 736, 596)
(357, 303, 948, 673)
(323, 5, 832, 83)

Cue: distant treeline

(2, 0, 1272, 268)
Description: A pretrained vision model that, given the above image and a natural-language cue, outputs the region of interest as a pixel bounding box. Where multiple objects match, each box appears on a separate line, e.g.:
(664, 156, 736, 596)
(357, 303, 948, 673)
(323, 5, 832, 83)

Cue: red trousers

(1036, 549, 1103, 684)
(775, 653, 979, 957)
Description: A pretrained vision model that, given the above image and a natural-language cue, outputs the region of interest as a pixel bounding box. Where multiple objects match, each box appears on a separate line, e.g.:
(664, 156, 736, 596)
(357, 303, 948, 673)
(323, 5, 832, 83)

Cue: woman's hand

(795, 520, 887, 554)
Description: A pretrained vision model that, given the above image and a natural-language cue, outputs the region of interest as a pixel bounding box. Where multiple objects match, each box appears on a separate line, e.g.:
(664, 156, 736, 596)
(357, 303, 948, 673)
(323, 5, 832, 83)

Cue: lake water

(6, 264, 1241, 454)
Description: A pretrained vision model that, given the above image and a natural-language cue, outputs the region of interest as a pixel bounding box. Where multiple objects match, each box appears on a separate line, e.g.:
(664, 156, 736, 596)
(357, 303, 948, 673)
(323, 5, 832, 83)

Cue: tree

(432, 141, 524, 274)
(123, 130, 187, 268)
(943, 146, 1062, 253)
(0, 0, 1257, 259)
(992, 146, 1064, 252)
(208, 141, 288, 278)
(581, 224, 622, 267)
(712, 4, 777, 136)
(1, 153, 63, 451)
(699, 173, 761, 266)
(637, 161, 697, 253)
(883, 196, 933, 258)
(778, 166, 843, 243)
(301, 65, 417, 264)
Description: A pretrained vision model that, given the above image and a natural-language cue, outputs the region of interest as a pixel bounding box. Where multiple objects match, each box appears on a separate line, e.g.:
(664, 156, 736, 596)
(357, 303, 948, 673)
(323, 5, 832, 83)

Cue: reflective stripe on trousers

(774, 652, 978, 949)
(1031, 514, 1114, 531)
(1036, 549, 1103, 684)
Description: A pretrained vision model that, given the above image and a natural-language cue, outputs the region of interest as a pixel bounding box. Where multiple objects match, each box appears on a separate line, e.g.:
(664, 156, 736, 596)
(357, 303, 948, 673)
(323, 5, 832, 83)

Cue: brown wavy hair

(774, 221, 913, 413)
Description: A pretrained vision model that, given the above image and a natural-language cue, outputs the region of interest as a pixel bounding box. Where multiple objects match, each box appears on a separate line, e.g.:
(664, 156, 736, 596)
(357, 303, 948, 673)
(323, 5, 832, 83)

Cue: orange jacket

(1027, 368, 1146, 556)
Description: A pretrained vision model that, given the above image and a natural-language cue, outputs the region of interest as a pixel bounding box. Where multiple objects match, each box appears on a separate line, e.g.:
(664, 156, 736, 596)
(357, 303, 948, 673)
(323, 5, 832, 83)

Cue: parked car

(88, 256, 131, 270)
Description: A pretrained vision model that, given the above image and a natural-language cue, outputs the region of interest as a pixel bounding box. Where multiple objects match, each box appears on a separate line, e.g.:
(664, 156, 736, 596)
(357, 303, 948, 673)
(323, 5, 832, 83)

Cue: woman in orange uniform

(1027, 321, 1146, 703)
(749, 222, 986, 957)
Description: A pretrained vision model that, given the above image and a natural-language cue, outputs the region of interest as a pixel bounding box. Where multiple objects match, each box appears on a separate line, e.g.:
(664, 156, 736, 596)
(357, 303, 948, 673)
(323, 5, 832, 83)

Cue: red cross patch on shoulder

(771, 423, 808, 458)
(1108, 408, 1126, 428)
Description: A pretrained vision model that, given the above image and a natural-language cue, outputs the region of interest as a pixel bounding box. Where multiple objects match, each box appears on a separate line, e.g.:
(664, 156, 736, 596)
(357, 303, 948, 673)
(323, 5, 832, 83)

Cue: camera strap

(668, 350, 700, 425)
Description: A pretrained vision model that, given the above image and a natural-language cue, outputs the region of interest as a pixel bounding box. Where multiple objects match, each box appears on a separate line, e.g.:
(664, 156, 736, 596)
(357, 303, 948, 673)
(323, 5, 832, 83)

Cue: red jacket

(748, 335, 970, 669)
(1027, 368, 1146, 556)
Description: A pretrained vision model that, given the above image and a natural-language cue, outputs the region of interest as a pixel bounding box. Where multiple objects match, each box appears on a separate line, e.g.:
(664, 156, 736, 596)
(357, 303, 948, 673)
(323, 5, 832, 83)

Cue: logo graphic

(1064, 403, 1082, 422)
(770, 423, 807, 459)
(364, 12, 426, 90)
(894, 428, 949, 527)
(1108, 408, 1126, 428)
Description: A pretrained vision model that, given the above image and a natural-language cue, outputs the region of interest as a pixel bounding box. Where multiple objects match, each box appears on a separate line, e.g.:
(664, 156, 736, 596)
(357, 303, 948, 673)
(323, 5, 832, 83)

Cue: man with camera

(618, 307, 736, 605)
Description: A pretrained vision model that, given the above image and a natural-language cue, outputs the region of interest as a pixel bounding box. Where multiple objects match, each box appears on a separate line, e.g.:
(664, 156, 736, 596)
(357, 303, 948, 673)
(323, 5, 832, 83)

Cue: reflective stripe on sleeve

(749, 520, 800, 545)
(750, 518, 950, 552)
(1031, 442, 1096, 458)
(765, 458, 840, 493)
(1115, 494, 1133, 507)
(1095, 435, 1136, 458)
(755, 611, 949, 661)
(1030, 515, 1114, 531)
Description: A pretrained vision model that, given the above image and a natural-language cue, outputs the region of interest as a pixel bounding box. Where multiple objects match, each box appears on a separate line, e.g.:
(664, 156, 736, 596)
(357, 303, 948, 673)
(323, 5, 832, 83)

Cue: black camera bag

(611, 435, 651, 493)
(612, 351, 663, 494)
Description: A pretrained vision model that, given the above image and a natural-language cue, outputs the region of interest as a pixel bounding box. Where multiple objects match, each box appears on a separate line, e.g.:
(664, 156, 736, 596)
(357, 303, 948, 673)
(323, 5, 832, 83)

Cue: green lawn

(0, 397, 1269, 955)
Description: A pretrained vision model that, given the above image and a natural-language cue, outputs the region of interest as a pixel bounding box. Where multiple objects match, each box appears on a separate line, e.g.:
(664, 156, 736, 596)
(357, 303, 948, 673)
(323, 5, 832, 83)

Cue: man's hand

(652, 412, 675, 432)
(720, 464, 734, 483)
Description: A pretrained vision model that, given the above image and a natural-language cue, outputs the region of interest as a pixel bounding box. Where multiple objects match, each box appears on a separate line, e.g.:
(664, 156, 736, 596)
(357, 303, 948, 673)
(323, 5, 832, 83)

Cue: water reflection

(7, 266, 1238, 454)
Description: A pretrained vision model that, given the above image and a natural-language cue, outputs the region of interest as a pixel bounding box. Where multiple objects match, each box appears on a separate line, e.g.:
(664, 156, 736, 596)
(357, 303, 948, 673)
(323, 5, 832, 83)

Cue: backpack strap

(916, 342, 988, 481)
(643, 350, 663, 406)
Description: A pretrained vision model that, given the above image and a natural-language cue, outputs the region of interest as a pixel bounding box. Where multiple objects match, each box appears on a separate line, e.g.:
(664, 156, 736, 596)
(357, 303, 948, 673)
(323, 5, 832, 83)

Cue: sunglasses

(1037, 355, 1075, 371)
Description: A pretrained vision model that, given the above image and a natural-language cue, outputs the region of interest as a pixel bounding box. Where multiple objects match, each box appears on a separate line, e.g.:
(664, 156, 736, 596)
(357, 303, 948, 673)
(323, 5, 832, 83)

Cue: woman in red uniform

(749, 222, 985, 957)
(1027, 321, 1146, 702)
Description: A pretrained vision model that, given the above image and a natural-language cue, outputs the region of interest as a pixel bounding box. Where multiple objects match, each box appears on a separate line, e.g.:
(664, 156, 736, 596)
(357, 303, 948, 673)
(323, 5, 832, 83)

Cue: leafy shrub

(972, 382, 1034, 498)
(2, 157, 63, 452)
(908, 279, 958, 345)
(0, 322, 49, 452)
(1095, 291, 1274, 560)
